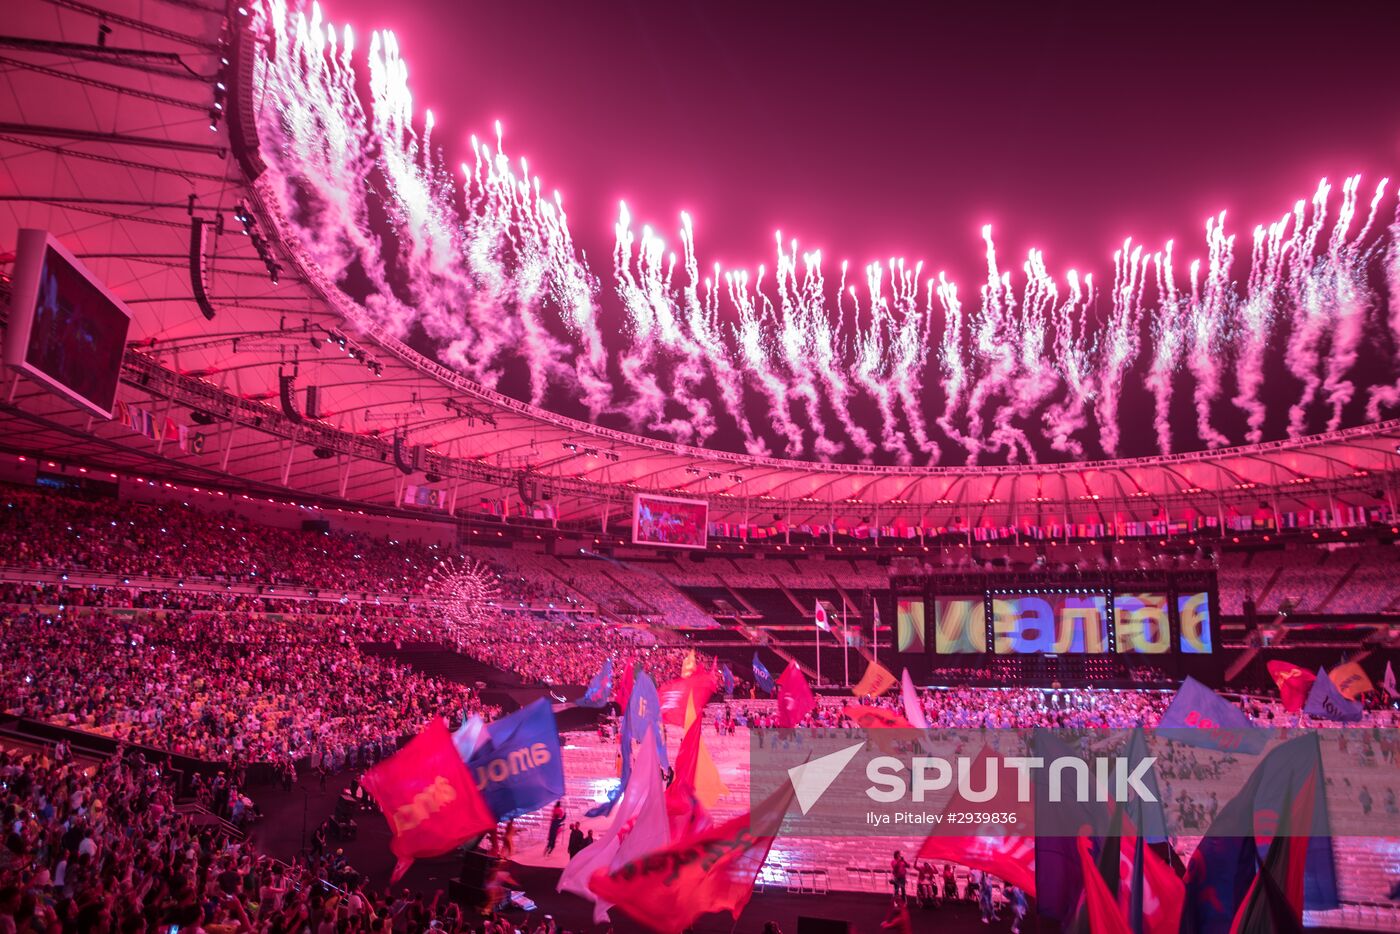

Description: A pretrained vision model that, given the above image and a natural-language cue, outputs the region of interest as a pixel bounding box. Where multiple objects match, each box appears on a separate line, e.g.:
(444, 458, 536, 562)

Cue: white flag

(814, 600, 830, 632)
(1384, 661, 1398, 700)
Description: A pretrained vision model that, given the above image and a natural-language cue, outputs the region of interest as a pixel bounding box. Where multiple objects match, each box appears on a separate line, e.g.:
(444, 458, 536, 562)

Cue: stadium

(1, 0, 1399, 930)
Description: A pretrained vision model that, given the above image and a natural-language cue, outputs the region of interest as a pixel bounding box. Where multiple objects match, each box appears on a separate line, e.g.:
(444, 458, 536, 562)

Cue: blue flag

(752, 653, 776, 694)
(588, 670, 667, 817)
(466, 699, 565, 822)
(1182, 733, 1337, 933)
(1158, 676, 1266, 753)
(720, 662, 735, 696)
(1303, 666, 1364, 722)
(579, 658, 613, 708)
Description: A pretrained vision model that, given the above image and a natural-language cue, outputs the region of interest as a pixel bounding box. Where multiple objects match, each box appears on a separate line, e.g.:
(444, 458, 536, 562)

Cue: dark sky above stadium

(326, 0, 1397, 281)
(321, 0, 1400, 464)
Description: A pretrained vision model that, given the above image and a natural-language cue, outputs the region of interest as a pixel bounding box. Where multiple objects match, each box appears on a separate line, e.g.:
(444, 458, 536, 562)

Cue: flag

(1182, 734, 1336, 934)
(614, 661, 636, 710)
(841, 705, 912, 729)
(814, 599, 830, 632)
(1267, 661, 1316, 713)
(1384, 660, 1398, 699)
(1302, 666, 1364, 722)
(1158, 676, 1265, 753)
(1033, 730, 1105, 921)
(681, 649, 698, 677)
(1122, 728, 1167, 844)
(852, 660, 896, 698)
(579, 658, 614, 708)
(466, 699, 565, 821)
(658, 669, 717, 727)
(451, 714, 484, 760)
(589, 774, 794, 934)
(1328, 661, 1374, 700)
(752, 653, 776, 695)
(1124, 825, 1186, 934)
(900, 668, 929, 729)
(1226, 769, 1317, 934)
(560, 731, 669, 923)
(918, 744, 1036, 895)
(665, 717, 727, 837)
(720, 662, 735, 696)
(775, 661, 814, 727)
(1078, 835, 1132, 934)
(590, 670, 667, 818)
(359, 718, 496, 882)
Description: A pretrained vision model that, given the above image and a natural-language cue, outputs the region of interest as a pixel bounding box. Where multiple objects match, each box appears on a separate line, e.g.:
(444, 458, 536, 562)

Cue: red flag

(1267, 661, 1316, 713)
(775, 662, 814, 728)
(840, 705, 912, 729)
(359, 719, 496, 882)
(658, 669, 717, 727)
(614, 662, 636, 711)
(1078, 835, 1132, 934)
(589, 779, 793, 934)
(665, 718, 713, 839)
(918, 745, 1036, 895)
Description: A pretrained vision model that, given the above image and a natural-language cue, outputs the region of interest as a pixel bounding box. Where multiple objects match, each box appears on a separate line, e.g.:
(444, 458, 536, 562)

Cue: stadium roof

(5, 0, 1400, 532)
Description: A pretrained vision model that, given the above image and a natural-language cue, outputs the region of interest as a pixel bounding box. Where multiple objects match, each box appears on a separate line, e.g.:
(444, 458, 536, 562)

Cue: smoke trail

(1186, 213, 1235, 448)
(1232, 209, 1294, 442)
(811, 262, 876, 459)
(773, 236, 843, 458)
(986, 249, 1060, 463)
(1146, 245, 1185, 453)
(852, 264, 913, 464)
(935, 272, 978, 457)
(1283, 179, 1334, 438)
(961, 227, 1021, 464)
(727, 269, 807, 455)
(1366, 192, 1400, 420)
(1317, 177, 1388, 430)
(887, 259, 940, 464)
(1096, 240, 1149, 457)
(1043, 271, 1096, 456)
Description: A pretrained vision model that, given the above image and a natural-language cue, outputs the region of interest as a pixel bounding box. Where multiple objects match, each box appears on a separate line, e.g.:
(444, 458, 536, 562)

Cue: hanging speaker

(279, 374, 303, 422)
(304, 385, 319, 420)
(189, 217, 216, 321)
(393, 433, 412, 475)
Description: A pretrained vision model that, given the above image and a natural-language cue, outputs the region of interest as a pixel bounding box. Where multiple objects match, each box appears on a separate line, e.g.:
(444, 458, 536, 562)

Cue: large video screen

(631, 493, 708, 549)
(933, 596, 986, 653)
(3, 229, 131, 418)
(896, 597, 926, 653)
(992, 592, 1109, 654)
(1177, 591, 1214, 653)
(1115, 592, 1172, 654)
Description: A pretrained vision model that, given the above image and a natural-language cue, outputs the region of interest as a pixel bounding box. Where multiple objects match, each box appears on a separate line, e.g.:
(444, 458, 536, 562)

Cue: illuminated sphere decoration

(427, 557, 502, 640)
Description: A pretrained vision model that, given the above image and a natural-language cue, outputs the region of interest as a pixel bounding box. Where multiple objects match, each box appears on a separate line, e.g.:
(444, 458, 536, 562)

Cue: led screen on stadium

(631, 493, 708, 549)
(933, 596, 986, 653)
(1177, 591, 1214, 653)
(896, 597, 926, 652)
(992, 592, 1109, 654)
(1115, 592, 1172, 653)
(3, 229, 131, 419)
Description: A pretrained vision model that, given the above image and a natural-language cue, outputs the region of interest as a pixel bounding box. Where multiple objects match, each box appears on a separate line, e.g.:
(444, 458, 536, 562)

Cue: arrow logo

(787, 742, 865, 814)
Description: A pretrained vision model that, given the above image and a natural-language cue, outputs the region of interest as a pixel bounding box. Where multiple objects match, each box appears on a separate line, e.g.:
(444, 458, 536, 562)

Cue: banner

(658, 669, 717, 727)
(360, 719, 496, 882)
(851, 660, 896, 698)
(1157, 676, 1265, 752)
(751, 653, 776, 695)
(1267, 661, 1316, 713)
(466, 699, 565, 821)
(1303, 668, 1364, 722)
(1328, 661, 1374, 700)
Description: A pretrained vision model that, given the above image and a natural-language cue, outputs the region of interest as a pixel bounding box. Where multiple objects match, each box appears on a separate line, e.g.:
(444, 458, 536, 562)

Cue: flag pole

(843, 602, 850, 688)
(815, 606, 822, 687)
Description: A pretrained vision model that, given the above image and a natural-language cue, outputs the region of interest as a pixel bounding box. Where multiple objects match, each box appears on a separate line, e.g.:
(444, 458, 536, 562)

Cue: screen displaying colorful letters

(933, 597, 986, 653)
(631, 494, 708, 549)
(992, 593, 1109, 654)
(1177, 591, 1214, 653)
(1114, 592, 1172, 654)
(896, 597, 927, 653)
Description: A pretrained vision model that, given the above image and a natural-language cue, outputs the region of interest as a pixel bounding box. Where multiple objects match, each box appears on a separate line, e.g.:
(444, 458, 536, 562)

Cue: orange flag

(852, 660, 896, 698)
(360, 718, 497, 882)
(841, 704, 912, 729)
(590, 779, 793, 934)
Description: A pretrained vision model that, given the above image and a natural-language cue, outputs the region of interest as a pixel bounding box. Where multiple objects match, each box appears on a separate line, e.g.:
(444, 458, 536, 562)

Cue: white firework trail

(727, 269, 807, 455)
(852, 264, 913, 464)
(811, 262, 876, 459)
(1186, 213, 1235, 448)
(1367, 192, 1400, 420)
(935, 272, 977, 456)
(1232, 207, 1296, 442)
(963, 227, 1022, 463)
(1043, 270, 1096, 457)
(886, 258, 940, 464)
(1146, 244, 1186, 453)
(1317, 176, 1388, 430)
(1284, 179, 1336, 438)
(1096, 240, 1149, 457)
(987, 249, 1060, 464)
(773, 236, 843, 458)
